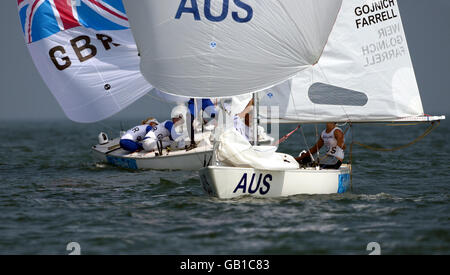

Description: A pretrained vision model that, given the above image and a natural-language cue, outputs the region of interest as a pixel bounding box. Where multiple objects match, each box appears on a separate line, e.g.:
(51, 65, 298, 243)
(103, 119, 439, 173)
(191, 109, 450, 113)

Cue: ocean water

(0, 119, 448, 255)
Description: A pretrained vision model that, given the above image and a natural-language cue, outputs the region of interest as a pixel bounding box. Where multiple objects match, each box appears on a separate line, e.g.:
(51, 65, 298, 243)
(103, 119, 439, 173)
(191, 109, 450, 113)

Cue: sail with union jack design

(18, 0, 129, 44)
(16, 0, 152, 123)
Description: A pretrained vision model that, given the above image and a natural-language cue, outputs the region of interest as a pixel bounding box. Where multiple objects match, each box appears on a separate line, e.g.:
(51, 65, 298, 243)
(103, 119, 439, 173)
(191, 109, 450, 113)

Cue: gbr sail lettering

(175, 0, 253, 23)
(48, 34, 119, 71)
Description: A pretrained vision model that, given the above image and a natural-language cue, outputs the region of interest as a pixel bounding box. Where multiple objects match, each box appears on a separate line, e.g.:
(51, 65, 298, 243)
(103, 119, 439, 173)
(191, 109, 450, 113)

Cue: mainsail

(123, 0, 343, 97)
(17, 0, 152, 123)
(259, 0, 428, 122)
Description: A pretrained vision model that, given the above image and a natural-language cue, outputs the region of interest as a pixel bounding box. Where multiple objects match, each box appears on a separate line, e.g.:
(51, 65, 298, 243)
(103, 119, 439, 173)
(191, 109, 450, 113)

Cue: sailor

(188, 98, 217, 121)
(295, 122, 346, 169)
(142, 105, 187, 152)
(119, 117, 159, 152)
(187, 98, 217, 146)
(223, 98, 253, 142)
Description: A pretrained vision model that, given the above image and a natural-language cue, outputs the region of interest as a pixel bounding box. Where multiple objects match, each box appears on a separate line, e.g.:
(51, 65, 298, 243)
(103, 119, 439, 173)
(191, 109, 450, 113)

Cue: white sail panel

(123, 0, 343, 98)
(18, 0, 152, 123)
(260, 0, 425, 122)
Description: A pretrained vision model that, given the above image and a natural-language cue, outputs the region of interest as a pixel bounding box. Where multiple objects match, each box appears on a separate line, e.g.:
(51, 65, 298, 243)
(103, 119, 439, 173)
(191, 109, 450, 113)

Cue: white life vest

(144, 120, 184, 141)
(121, 125, 152, 142)
(150, 121, 171, 141)
(321, 127, 345, 161)
(142, 120, 185, 152)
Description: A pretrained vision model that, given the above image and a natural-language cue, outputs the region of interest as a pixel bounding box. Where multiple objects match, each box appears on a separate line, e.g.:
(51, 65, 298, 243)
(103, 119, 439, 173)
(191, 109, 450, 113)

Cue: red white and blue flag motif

(18, 0, 129, 44)
(16, 0, 155, 123)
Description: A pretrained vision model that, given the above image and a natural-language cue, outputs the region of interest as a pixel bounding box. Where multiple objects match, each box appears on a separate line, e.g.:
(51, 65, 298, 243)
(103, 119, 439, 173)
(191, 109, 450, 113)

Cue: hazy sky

(1, 0, 449, 122)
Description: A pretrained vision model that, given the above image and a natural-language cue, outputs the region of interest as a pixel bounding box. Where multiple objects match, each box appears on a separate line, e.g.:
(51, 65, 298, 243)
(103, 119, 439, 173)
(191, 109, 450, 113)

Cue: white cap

(171, 105, 187, 120)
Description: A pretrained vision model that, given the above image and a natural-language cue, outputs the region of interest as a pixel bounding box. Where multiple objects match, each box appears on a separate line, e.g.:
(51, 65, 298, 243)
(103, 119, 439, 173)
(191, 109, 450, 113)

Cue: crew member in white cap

(142, 105, 187, 152)
(222, 98, 253, 142)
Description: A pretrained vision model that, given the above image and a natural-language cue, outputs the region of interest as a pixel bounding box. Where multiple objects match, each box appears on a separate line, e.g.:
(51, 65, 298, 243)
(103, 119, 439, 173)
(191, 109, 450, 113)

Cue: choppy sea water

(0, 118, 448, 255)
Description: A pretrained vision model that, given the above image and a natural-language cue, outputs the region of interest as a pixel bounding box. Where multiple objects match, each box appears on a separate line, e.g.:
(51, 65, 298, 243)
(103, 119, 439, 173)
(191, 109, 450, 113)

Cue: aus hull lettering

(233, 173, 272, 195)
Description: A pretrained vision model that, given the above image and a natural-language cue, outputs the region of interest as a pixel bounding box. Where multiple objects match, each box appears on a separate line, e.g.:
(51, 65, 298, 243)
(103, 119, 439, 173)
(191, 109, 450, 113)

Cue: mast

(252, 93, 259, 146)
(190, 98, 197, 147)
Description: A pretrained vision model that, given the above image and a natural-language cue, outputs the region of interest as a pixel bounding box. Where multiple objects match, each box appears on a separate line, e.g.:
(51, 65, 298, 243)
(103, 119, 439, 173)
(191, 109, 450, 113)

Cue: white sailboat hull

(92, 137, 214, 171)
(92, 136, 275, 171)
(199, 165, 351, 199)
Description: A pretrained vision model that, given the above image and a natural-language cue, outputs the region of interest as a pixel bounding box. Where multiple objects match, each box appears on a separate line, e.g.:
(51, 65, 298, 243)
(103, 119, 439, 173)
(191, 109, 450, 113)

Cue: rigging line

(349, 123, 354, 192)
(282, 65, 317, 160)
(284, 63, 314, 160)
(143, 94, 207, 167)
(314, 123, 319, 163)
(297, 123, 316, 162)
(274, 124, 301, 145)
(190, 101, 209, 166)
(287, 78, 303, 123)
(352, 121, 440, 152)
(311, 66, 320, 164)
(144, 93, 207, 165)
(384, 123, 421, 127)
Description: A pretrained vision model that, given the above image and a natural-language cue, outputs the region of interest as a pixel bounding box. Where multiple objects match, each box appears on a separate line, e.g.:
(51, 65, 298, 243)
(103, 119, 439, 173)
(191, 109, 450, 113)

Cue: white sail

(17, 0, 152, 123)
(123, 0, 343, 98)
(259, 0, 426, 123)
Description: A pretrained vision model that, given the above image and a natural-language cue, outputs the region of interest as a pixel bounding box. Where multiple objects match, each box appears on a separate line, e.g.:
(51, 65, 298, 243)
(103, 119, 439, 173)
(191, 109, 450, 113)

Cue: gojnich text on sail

(355, 0, 398, 29)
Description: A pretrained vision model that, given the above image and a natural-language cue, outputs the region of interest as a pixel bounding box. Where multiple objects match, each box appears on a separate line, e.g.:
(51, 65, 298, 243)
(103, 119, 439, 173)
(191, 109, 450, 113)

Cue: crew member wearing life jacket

(187, 98, 217, 147)
(221, 98, 255, 142)
(120, 117, 159, 152)
(188, 98, 217, 120)
(232, 98, 254, 142)
(295, 122, 346, 169)
(142, 105, 187, 152)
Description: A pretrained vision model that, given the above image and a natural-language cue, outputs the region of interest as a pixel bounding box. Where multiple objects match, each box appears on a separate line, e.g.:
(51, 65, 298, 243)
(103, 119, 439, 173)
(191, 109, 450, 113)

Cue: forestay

(259, 0, 426, 123)
(123, 0, 343, 98)
(17, 0, 152, 123)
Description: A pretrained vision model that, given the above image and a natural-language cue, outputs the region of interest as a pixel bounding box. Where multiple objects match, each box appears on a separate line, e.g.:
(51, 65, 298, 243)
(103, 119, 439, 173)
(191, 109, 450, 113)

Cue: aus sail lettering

(175, 0, 253, 23)
(233, 173, 272, 195)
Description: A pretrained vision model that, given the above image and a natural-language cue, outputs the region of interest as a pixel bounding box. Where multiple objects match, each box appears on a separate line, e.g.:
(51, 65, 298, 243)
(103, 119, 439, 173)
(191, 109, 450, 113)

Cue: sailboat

(122, 0, 444, 198)
(90, 95, 275, 170)
(16, 0, 272, 171)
